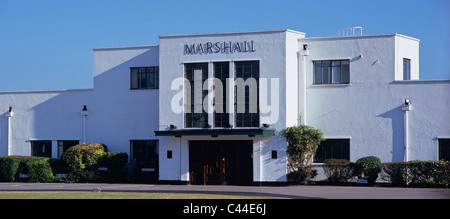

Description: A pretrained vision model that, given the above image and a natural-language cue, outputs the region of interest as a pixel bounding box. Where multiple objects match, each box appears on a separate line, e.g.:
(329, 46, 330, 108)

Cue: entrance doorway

(189, 140, 253, 185)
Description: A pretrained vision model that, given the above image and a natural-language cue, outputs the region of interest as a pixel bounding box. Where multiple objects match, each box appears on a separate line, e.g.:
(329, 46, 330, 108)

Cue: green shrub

(381, 162, 411, 186)
(25, 157, 54, 183)
(96, 152, 129, 182)
(323, 159, 354, 183)
(354, 156, 381, 184)
(61, 143, 107, 170)
(282, 125, 323, 176)
(0, 156, 21, 182)
(287, 165, 317, 185)
(409, 160, 449, 187)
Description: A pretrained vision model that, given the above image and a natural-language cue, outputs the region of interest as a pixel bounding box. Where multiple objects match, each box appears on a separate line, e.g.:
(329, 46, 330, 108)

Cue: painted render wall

(0, 46, 160, 157)
(300, 35, 450, 163)
(157, 30, 305, 182)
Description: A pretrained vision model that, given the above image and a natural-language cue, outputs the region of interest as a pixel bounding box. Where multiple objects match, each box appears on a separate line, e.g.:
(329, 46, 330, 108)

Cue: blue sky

(0, 0, 449, 91)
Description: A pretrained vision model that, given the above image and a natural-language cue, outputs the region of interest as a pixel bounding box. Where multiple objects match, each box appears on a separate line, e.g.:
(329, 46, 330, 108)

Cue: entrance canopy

(154, 128, 275, 137)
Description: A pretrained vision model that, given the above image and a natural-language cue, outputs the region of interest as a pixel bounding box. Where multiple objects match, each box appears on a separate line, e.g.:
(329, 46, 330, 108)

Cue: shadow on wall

(24, 48, 159, 154)
(377, 106, 404, 162)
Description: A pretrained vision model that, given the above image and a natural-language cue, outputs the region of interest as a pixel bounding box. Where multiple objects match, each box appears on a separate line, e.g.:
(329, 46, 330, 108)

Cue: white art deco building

(0, 29, 449, 185)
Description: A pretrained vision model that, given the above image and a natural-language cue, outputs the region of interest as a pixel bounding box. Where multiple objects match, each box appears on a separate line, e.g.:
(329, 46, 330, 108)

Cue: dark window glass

(31, 140, 52, 157)
(235, 61, 259, 127)
(313, 60, 350, 84)
(57, 140, 79, 159)
(184, 63, 209, 128)
(403, 58, 411, 80)
(130, 140, 159, 167)
(130, 67, 159, 89)
(439, 139, 450, 161)
(213, 62, 230, 127)
(314, 139, 350, 163)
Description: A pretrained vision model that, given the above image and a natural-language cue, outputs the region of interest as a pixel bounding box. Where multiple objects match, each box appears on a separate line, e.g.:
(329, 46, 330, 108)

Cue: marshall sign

(184, 41, 255, 55)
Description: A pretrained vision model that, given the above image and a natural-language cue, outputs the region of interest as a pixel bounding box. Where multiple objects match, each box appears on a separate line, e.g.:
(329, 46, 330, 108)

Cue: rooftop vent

(338, 27, 363, 36)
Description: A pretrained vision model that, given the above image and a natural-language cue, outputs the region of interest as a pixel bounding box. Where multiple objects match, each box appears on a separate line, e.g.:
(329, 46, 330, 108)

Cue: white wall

(0, 45, 160, 157)
(158, 30, 305, 182)
(300, 35, 450, 163)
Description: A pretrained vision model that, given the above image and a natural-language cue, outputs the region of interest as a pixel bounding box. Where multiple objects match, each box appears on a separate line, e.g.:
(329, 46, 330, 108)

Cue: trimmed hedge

(382, 160, 450, 187)
(0, 156, 54, 182)
(323, 159, 354, 183)
(0, 156, 21, 182)
(0, 143, 128, 183)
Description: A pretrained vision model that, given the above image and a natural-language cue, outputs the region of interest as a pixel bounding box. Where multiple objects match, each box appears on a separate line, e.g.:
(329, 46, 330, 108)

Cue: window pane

(214, 62, 229, 127)
(314, 62, 322, 84)
(439, 139, 450, 161)
(322, 64, 331, 84)
(314, 139, 350, 163)
(341, 61, 350, 84)
(31, 140, 52, 158)
(332, 66, 341, 83)
(184, 63, 208, 128)
(131, 68, 138, 89)
(403, 58, 411, 80)
(235, 61, 259, 127)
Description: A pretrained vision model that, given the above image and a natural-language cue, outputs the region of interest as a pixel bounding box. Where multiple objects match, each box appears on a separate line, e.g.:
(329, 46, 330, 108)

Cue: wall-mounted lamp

(169, 124, 177, 130)
(404, 98, 410, 106)
(303, 44, 308, 50)
(262, 123, 270, 128)
(8, 107, 12, 112)
(82, 105, 88, 111)
(358, 54, 363, 59)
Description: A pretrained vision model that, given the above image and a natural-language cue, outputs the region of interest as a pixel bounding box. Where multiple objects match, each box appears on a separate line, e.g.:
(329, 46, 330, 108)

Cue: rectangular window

(57, 140, 79, 159)
(130, 140, 159, 167)
(213, 62, 230, 127)
(235, 60, 259, 127)
(130, 67, 159, 89)
(31, 140, 52, 157)
(439, 139, 450, 161)
(403, 58, 411, 80)
(313, 60, 350, 84)
(314, 139, 350, 163)
(184, 63, 209, 128)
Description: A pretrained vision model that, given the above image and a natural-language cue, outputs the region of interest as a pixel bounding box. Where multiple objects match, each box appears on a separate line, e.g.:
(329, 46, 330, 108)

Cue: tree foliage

(282, 125, 324, 172)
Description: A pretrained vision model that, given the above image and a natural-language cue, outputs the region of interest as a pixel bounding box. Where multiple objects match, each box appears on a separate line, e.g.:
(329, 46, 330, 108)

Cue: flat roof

(159, 29, 306, 39)
(93, 45, 158, 51)
(301, 33, 420, 42)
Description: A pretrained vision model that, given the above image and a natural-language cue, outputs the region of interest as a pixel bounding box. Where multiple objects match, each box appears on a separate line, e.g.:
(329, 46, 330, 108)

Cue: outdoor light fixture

(263, 123, 270, 128)
(169, 124, 177, 130)
(303, 44, 308, 50)
(82, 105, 87, 111)
(8, 107, 12, 112)
(404, 98, 410, 106)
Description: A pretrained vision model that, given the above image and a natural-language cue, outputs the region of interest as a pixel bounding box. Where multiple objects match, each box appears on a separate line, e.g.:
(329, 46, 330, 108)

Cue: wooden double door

(189, 140, 253, 186)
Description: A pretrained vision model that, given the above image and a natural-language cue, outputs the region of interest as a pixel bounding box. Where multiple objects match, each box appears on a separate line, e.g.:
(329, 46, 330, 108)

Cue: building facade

(0, 29, 449, 185)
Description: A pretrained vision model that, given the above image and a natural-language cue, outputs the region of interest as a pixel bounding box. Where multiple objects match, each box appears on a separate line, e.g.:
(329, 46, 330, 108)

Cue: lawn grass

(0, 191, 270, 199)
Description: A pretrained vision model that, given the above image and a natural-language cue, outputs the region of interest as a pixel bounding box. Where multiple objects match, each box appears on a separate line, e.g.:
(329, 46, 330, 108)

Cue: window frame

(30, 140, 52, 158)
(184, 62, 209, 128)
(313, 59, 350, 85)
(438, 138, 450, 161)
(130, 66, 159, 90)
(234, 60, 260, 128)
(130, 140, 159, 165)
(313, 138, 350, 163)
(213, 62, 230, 128)
(403, 58, 411, 80)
